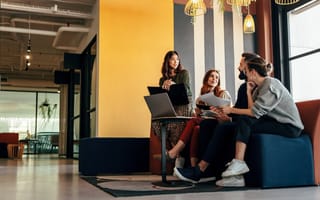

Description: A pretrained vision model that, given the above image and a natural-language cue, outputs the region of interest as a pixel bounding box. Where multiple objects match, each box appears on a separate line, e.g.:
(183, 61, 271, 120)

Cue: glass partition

(0, 90, 60, 154)
(0, 91, 36, 139)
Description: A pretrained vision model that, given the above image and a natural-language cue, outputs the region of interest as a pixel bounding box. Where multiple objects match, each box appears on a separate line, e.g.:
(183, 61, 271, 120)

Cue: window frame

(272, 0, 320, 93)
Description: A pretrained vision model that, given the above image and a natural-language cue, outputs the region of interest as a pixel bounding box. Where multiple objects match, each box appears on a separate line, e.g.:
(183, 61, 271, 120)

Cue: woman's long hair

(200, 69, 224, 97)
(161, 50, 183, 79)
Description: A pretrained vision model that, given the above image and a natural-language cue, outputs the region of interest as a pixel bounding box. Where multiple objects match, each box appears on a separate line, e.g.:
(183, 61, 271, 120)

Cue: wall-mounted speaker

(64, 53, 82, 69)
(54, 70, 80, 84)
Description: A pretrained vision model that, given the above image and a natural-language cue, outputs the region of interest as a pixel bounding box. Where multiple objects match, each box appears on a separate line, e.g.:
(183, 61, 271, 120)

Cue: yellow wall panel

(98, 0, 174, 137)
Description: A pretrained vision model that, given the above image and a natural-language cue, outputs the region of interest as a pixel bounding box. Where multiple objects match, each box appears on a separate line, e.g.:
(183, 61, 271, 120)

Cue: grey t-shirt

(251, 77, 304, 130)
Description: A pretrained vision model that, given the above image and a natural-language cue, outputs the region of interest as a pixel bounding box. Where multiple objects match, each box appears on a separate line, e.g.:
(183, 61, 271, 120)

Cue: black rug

(82, 175, 257, 197)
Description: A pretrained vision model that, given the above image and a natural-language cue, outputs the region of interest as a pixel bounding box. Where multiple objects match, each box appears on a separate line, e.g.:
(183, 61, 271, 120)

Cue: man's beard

(238, 71, 247, 80)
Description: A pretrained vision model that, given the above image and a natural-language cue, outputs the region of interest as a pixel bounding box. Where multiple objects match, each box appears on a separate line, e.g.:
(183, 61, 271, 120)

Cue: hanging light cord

(28, 15, 31, 49)
(28, 15, 30, 40)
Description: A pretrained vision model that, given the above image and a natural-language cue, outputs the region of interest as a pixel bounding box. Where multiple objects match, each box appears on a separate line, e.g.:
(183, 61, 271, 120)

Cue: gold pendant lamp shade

(243, 5, 255, 34)
(226, 0, 256, 6)
(184, 0, 207, 24)
(275, 0, 300, 5)
(243, 13, 255, 33)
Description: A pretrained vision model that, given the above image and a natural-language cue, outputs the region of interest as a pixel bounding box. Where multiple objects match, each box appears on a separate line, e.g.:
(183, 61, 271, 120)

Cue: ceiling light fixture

(226, 0, 256, 7)
(184, 0, 207, 24)
(27, 39, 31, 53)
(275, 0, 300, 5)
(243, 6, 255, 33)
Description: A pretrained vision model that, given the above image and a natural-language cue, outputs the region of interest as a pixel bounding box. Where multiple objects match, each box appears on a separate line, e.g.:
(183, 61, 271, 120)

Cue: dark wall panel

(174, 4, 195, 99)
(205, 8, 214, 71)
(224, 12, 236, 102)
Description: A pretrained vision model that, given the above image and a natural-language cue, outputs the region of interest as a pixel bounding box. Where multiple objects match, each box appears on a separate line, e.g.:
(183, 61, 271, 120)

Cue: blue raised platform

(79, 137, 149, 176)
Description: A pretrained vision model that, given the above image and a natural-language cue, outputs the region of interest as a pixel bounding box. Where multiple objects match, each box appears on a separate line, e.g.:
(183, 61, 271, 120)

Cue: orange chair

(0, 132, 19, 144)
(149, 128, 175, 175)
(0, 133, 24, 159)
(296, 99, 320, 185)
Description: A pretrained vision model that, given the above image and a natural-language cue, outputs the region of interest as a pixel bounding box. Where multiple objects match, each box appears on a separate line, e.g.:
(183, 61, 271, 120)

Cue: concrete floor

(0, 155, 319, 200)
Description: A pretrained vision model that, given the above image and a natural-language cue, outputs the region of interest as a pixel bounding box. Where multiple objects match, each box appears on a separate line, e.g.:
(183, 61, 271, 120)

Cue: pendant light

(184, 0, 207, 24)
(243, 6, 255, 33)
(226, 0, 256, 7)
(275, 0, 300, 5)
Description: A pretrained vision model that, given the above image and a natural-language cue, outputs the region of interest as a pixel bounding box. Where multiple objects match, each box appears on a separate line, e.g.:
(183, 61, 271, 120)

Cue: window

(0, 91, 36, 139)
(0, 91, 60, 140)
(287, 0, 320, 101)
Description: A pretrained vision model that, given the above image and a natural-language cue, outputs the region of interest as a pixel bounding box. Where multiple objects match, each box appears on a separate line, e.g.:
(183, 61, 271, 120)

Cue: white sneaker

(216, 175, 245, 187)
(173, 157, 185, 176)
(221, 159, 249, 177)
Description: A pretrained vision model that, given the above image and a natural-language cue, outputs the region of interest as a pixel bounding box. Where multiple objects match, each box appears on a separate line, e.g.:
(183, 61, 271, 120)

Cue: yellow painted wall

(98, 0, 174, 137)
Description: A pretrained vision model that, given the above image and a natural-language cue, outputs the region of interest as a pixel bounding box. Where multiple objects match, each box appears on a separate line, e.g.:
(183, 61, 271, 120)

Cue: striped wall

(174, 4, 256, 103)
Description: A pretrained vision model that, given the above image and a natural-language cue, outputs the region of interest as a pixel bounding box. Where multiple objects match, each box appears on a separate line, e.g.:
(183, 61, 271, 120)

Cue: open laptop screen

(144, 93, 177, 119)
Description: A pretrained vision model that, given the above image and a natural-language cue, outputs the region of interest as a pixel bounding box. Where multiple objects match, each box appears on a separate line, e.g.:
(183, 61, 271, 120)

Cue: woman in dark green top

(159, 50, 193, 116)
(152, 50, 193, 160)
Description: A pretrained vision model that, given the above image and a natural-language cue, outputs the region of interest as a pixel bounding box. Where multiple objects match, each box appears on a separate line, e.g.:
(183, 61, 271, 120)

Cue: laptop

(147, 83, 189, 106)
(144, 93, 191, 120)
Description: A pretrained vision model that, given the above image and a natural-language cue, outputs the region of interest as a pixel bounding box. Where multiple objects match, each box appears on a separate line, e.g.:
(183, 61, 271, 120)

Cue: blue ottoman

(245, 133, 315, 188)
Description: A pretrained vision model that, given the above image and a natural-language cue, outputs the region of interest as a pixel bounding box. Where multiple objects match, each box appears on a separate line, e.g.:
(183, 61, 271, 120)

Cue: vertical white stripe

(193, 15, 205, 100)
(232, 6, 245, 98)
(213, 0, 226, 89)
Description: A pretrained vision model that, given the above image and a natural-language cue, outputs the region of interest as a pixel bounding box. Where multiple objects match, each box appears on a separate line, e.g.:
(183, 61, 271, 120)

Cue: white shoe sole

(173, 167, 198, 183)
(216, 176, 245, 187)
(216, 180, 245, 187)
(173, 168, 216, 183)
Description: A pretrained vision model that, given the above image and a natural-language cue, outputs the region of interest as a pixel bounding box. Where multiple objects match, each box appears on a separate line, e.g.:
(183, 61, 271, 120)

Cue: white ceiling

(0, 0, 96, 90)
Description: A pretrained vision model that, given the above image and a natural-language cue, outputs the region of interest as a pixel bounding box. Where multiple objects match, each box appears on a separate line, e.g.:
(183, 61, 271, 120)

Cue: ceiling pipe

(0, 26, 56, 36)
(9, 18, 67, 40)
(52, 0, 94, 6)
(0, 2, 93, 19)
(11, 18, 68, 27)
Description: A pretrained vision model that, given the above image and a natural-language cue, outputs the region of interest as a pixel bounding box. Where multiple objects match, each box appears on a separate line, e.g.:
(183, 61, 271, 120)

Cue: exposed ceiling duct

(0, 0, 96, 90)
(53, 26, 89, 50)
(0, 26, 56, 36)
(0, 26, 89, 50)
(11, 18, 67, 27)
(0, 1, 93, 19)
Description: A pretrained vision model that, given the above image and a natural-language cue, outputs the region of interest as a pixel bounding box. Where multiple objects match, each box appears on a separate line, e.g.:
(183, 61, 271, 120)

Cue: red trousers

(179, 117, 203, 158)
